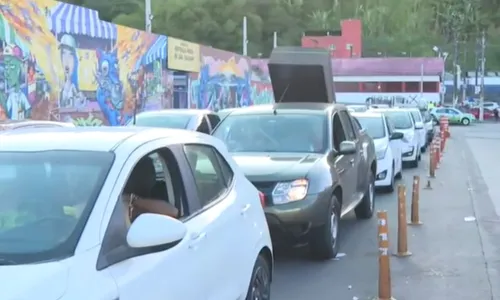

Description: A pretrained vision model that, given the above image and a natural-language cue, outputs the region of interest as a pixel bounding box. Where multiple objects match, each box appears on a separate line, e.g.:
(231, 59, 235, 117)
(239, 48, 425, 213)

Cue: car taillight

(258, 192, 266, 207)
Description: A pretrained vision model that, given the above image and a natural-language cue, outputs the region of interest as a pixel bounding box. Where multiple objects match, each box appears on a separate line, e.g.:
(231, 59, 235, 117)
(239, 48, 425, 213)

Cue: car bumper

(375, 155, 393, 187)
(264, 193, 329, 243)
(402, 144, 418, 161)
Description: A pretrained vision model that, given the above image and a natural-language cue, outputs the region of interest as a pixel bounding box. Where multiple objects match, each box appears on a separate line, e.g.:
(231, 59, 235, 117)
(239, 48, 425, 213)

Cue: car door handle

(241, 204, 251, 215)
(188, 232, 207, 249)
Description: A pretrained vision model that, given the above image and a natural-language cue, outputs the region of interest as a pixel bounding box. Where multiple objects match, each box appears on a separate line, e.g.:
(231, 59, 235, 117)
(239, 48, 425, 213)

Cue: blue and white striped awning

(49, 3, 117, 40)
(142, 36, 167, 65)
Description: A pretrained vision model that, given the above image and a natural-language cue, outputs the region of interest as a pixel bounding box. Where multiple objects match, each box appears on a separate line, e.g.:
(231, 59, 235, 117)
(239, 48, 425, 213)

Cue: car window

(350, 115, 362, 132)
(383, 111, 413, 129)
(339, 111, 356, 140)
(197, 116, 211, 134)
(184, 144, 233, 206)
(0, 151, 113, 264)
(332, 113, 346, 150)
(355, 116, 386, 139)
(206, 114, 221, 131)
(212, 113, 327, 153)
(435, 108, 446, 114)
(446, 109, 459, 115)
(97, 147, 188, 270)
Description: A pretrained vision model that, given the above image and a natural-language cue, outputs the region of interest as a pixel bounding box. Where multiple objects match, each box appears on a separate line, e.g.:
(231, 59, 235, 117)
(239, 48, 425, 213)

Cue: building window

(334, 82, 360, 92)
(381, 82, 403, 93)
(423, 82, 437, 92)
(362, 82, 380, 92)
(405, 82, 420, 92)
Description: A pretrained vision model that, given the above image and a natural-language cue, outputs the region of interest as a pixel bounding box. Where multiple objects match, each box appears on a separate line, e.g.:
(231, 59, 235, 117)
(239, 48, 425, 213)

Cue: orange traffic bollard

(377, 211, 395, 300)
(429, 141, 436, 178)
(434, 137, 441, 168)
(395, 185, 412, 257)
(443, 116, 450, 138)
(408, 176, 423, 225)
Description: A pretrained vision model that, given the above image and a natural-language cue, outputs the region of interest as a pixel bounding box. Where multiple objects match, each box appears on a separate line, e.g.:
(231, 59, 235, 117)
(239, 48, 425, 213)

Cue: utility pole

(479, 29, 486, 121)
(242, 16, 248, 56)
(145, 0, 152, 33)
(452, 37, 459, 105)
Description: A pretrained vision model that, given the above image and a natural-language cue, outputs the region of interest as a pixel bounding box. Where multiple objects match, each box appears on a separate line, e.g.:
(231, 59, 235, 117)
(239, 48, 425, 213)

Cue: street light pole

(479, 29, 486, 121)
(145, 0, 152, 33)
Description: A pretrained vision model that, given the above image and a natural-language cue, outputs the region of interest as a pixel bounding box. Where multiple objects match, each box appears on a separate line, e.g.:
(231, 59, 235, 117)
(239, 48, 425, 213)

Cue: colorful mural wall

(0, 0, 272, 125)
(0, 0, 171, 126)
(250, 58, 273, 105)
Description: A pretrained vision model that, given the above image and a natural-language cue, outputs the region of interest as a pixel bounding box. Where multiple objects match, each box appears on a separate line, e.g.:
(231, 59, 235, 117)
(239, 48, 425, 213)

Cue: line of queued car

(0, 47, 435, 300)
(347, 105, 436, 192)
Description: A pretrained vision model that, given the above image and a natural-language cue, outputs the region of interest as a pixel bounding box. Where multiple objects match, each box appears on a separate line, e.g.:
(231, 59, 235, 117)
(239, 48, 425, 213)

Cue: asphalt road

(272, 124, 500, 300)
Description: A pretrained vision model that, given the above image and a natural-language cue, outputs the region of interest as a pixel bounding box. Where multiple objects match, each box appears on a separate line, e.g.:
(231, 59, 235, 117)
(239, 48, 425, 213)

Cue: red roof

(251, 57, 444, 76)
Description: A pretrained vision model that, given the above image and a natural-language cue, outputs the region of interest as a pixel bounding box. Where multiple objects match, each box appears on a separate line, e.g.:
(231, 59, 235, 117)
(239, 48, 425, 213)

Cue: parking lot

(273, 124, 500, 300)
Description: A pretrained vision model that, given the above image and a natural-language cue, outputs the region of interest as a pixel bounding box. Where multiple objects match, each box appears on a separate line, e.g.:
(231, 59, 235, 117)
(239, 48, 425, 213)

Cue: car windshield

(355, 116, 386, 139)
(212, 113, 327, 153)
(0, 151, 113, 265)
(383, 111, 413, 129)
(128, 114, 191, 129)
(409, 111, 422, 122)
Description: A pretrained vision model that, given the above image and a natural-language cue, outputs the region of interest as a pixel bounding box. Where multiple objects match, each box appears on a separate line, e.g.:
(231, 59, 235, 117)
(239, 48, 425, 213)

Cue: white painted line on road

(464, 216, 477, 222)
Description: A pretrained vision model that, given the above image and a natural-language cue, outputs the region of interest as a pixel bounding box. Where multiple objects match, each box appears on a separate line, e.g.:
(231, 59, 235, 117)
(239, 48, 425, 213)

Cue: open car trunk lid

(268, 47, 335, 104)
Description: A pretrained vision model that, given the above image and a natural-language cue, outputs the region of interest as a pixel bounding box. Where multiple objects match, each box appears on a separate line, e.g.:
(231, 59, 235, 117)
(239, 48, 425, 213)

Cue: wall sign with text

(167, 37, 201, 73)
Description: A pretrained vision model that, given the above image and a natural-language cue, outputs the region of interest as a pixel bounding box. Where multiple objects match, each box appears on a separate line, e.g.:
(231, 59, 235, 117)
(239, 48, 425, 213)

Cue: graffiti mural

(0, 0, 169, 126)
(191, 46, 252, 111)
(250, 58, 273, 105)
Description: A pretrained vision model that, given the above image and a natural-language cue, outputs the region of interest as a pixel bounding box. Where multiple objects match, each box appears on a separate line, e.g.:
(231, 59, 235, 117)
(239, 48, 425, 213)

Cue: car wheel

(462, 118, 470, 126)
(245, 255, 271, 300)
(309, 196, 340, 260)
(355, 172, 375, 219)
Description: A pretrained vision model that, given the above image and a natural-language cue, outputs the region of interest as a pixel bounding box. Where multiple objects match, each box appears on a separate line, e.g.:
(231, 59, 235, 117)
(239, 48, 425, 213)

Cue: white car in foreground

(352, 112, 404, 191)
(370, 108, 421, 168)
(0, 127, 273, 300)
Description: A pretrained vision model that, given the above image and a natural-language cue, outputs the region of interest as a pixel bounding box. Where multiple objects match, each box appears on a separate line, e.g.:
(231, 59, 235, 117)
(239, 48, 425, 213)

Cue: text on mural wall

(173, 43, 196, 62)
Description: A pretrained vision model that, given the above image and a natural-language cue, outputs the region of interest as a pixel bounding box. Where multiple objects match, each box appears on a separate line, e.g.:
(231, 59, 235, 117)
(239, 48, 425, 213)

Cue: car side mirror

(127, 213, 186, 248)
(390, 132, 404, 140)
(338, 141, 356, 155)
(414, 121, 424, 130)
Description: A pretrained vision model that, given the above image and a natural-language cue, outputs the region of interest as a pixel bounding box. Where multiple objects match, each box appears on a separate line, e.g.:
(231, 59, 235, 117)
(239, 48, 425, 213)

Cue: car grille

(251, 181, 276, 205)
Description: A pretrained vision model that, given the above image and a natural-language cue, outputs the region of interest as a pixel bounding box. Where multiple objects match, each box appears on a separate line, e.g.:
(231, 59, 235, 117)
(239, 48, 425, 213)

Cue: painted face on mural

(4, 56, 22, 90)
(61, 46, 75, 78)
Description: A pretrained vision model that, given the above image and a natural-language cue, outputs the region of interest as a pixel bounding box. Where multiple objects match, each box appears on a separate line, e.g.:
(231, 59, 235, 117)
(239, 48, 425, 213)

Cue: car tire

(462, 118, 471, 126)
(245, 255, 271, 300)
(355, 172, 375, 219)
(309, 196, 340, 260)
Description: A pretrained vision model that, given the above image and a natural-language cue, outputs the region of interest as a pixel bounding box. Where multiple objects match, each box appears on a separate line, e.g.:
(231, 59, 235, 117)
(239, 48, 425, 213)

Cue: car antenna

(273, 83, 290, 115)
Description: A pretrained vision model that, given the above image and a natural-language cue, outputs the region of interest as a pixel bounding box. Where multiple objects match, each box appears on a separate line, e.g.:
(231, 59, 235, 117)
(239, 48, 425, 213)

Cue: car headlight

(404, 146, 414, 154)
(376, 147, 387, 160)
(272, 179, 309, 204)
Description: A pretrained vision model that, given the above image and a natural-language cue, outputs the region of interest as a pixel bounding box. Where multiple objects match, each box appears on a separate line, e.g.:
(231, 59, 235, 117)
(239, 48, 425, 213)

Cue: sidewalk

(390, 129, 500, 300)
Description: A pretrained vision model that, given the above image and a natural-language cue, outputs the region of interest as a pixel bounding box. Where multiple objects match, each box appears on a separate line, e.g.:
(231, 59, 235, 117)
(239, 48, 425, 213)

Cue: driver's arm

(130, 195, 179, 219)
